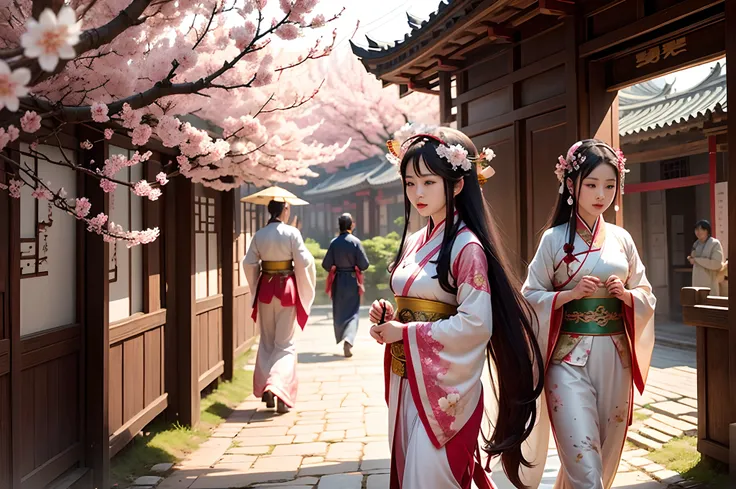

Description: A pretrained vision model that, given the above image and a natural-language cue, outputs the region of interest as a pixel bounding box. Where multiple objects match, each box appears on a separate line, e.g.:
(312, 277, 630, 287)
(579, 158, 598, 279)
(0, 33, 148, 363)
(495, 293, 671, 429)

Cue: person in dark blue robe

(322, 213, 370, 357)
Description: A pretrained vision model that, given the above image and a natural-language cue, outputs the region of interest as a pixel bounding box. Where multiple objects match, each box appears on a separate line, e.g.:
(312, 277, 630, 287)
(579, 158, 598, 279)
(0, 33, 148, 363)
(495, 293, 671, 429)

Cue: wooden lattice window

(660, 157, 690, 180)
(20, 157, 51, 279)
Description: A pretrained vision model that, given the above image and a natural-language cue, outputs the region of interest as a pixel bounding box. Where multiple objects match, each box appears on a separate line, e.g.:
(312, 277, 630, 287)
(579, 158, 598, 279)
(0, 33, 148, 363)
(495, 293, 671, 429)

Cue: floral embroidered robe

(521, 216, 656, 489)
(386, 216, 495, 489)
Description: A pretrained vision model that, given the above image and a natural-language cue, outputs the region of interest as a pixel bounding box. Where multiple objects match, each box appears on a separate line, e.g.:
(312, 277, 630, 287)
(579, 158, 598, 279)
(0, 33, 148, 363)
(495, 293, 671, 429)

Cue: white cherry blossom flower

(0, 60, 31, 112)
(438, 392, 460, 416)
(21, 6, 82, 72)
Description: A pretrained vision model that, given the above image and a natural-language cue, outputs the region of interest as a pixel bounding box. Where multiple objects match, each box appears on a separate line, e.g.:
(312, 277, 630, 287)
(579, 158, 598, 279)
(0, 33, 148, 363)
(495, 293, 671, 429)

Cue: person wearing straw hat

(242, 191, 316, 414)
(322, 213, 370, 357)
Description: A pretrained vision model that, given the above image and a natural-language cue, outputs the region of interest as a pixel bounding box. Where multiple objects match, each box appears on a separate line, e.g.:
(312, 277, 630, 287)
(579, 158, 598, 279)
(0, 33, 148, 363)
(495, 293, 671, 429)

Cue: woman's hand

(606, 276, 633, 307)
(370, 321, 405, 345)
(369, 299, 395, 324)
(571, 275, 600, 300)
(687, 255, 695, 265)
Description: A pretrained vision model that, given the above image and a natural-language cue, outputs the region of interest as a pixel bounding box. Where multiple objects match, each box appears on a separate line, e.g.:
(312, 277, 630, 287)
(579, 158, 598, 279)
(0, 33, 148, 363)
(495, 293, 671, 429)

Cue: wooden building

(352, 0, 736, 468)
(287, 156, 423, 246)
(0, 118, 260, 488)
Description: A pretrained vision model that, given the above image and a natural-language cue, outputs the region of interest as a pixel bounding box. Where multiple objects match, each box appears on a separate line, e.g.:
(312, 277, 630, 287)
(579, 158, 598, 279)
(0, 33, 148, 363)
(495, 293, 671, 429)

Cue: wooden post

(166, 175, 199, 426)
(708, 135, 717, 237)
(221, 190, 235, 381)
(79, 127, 110, 489)
(726, 0, 736, 476)
(438, 72, 453, 125)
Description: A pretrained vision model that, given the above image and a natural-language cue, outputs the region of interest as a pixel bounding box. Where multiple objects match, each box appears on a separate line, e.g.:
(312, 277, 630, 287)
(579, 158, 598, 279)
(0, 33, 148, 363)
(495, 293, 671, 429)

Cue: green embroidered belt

(562, 298, 625, 335)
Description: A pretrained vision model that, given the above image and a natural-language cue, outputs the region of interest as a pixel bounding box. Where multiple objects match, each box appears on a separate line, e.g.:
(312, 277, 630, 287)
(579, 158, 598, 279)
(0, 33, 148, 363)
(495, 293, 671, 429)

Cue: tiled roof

(619, 62, 727, 138)
(303, 156, 393, 196)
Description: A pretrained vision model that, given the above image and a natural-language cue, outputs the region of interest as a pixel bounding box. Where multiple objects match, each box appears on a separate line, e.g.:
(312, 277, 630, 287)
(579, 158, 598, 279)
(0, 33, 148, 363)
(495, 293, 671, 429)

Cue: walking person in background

(243, 199, 316, 413)
(688, 219, 726, 296)
(323, 213, 370, 357)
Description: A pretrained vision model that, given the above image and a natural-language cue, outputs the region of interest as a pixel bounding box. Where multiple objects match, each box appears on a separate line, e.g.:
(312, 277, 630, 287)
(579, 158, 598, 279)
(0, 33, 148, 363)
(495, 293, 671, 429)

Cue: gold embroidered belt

(261, 260, 294, 275)
(562, 298, 624, 335)
(390, 296, 457, 378)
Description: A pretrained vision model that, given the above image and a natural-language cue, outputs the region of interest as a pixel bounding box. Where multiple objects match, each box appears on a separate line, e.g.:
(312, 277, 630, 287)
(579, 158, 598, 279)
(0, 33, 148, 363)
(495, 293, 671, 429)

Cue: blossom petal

(58, 44, 76, 59)
(0, 61, 9, 75)
(5, 97, 19, 112)
(23, 45, 42, 58)
(10, 67, 31, 86)
(38, 8, 58, 28)
(57, 6, 77, 26)
(38, 54, 59, 72)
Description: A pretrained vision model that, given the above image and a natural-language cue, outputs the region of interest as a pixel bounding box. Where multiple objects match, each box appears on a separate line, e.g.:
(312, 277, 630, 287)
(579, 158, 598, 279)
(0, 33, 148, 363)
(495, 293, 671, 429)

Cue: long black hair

(546, 139, 621, 256)
(390, 127, 544, 488)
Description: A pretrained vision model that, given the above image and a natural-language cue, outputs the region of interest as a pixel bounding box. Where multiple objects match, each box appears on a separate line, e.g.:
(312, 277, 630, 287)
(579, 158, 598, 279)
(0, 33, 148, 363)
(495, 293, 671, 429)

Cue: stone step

(649, 400, 696, 417)
(637, 426, 673, 445)
(627, 431, 663, 452)
(644, 418, 684, 438)
(651, 413, 698, 436)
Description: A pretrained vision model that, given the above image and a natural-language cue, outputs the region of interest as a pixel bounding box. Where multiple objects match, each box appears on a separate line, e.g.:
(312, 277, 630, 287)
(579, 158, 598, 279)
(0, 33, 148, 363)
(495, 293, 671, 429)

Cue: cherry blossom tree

(300, 48, 437, 168)
(0, 0, 349, 245)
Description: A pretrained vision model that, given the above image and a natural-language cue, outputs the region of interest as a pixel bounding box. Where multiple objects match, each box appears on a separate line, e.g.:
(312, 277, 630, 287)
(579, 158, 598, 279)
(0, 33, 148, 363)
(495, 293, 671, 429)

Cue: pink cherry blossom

(119, 103, 141, 129)
(104, 128, 114, 140)
(86, 212, 108, 233)
(0, 130, 10, 152)
(0, 61, 31, 112)
(276, 24, 300, 40)
(80, 140, 93, 150)
(31, 187, 53, 200)
(100, 179, 117, 193)
(74, 197, 91, 218)
(8, 179, 22, 199)
(20, 111, 42, 133)
(7, 125, 19, 141)
(156, 172, 169, 186)
(131, 124, 152, 146)
(91, 102, 109, 122)
(20, 6, 81, 72)
(310, 14, 326, 27)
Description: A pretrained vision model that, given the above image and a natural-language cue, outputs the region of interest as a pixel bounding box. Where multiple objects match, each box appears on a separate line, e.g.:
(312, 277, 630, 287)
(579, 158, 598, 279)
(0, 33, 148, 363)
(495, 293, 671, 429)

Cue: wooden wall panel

(144, 329, 162, 406)
(109, 344, 123, 434)
(520, 24, 564, 67)
(123, 335, 144, 422)
(466, 53, 511, 90)
(0, 374, 10, 489)
(704, 328, 730, 446)
(18, 348, 80, 484)
(519, 66, 566, 107)
(524, 109, 569, 260)
(466, 88, 512, 126)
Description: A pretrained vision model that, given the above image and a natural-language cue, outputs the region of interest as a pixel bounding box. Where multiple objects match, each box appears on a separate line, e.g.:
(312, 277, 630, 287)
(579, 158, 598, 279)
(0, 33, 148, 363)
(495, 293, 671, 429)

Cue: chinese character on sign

(635, 47, 661, 68)
(662, 37, 687, 59)
(634, 37, 687, 68)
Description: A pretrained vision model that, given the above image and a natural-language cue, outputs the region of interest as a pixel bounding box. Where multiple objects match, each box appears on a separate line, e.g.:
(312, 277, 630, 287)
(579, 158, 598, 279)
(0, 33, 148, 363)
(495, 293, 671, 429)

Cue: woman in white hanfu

(368, 126, 544, 489)
(522, 140, 656, 489)
(243, 200, 316, 414)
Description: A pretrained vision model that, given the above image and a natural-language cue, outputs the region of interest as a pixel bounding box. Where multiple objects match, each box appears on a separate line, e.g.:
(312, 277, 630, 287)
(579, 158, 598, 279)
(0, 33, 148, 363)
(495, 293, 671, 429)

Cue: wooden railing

(680, 287, 731, 466)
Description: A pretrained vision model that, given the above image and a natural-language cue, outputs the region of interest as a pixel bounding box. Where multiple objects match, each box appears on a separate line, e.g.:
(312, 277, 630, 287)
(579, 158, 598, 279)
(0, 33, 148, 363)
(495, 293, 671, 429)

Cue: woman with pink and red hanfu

(522, 139, 656, 488)
(368, 125, 544, 489)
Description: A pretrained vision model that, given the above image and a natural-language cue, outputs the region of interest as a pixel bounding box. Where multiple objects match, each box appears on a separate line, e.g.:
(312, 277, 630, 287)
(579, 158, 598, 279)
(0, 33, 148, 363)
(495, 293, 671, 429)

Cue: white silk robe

(386, 215, 495, 489)
(521, 216, 656, 489)
(243, 221, 316, 407)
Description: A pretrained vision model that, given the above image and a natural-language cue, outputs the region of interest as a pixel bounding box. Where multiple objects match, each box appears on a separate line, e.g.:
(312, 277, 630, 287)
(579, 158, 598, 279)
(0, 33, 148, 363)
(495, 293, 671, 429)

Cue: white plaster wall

(20, 144, 77, 336)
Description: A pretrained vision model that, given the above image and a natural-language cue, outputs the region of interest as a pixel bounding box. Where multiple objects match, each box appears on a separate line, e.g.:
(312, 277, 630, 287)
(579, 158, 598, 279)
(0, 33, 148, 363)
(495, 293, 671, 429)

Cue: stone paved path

(160, 309, 680, 489)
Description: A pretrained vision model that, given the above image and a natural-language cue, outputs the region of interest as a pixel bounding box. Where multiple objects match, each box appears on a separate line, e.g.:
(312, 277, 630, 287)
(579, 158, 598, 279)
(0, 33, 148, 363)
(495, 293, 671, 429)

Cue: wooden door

(0, 156, 14, 488)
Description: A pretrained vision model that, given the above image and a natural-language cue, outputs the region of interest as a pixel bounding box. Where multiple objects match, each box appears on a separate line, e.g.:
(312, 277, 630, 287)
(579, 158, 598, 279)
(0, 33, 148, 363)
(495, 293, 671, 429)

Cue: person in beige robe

(688, 220, 725, 296)
(242, 200, 316, 413)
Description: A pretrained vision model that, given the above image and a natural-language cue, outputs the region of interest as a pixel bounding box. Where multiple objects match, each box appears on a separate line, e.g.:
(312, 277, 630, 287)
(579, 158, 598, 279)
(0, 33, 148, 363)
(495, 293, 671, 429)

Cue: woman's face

(574, 162, 617, 221)
(404, 158, 447, 220)
(695, 226, 709, 241)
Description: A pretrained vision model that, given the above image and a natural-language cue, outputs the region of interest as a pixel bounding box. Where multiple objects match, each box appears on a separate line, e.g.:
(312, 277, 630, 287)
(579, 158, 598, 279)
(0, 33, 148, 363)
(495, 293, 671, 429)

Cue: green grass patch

(633, 411, 650, 422)
(110, 350, 254, 487)
(647, 436, 729, 488)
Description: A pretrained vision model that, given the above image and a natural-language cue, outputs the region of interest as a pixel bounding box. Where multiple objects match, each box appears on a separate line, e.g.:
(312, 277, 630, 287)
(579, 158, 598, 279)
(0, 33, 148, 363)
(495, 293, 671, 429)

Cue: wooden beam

(408, 80, 438, 96)
(624, 139, 708, 164)
(484, 23, 514, 41)
(221, 191, 235, 381)
(434, 56, 460, 71)
(538, 0, 575, 16)
(580, 0, 724, 57)
(79, 126, 110, 489)
(624, 174, 710, 194)
(439, 72, 453, 125)
(725, 1, 736, 464)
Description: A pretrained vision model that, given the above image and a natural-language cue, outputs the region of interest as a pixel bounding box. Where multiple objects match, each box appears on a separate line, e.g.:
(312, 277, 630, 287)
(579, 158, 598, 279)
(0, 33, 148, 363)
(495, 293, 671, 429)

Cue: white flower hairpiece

(385, 123, 497, 184)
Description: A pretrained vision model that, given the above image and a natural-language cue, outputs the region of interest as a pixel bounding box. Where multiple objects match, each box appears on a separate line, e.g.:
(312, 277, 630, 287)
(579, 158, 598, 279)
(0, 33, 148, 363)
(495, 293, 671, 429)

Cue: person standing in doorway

(243, 200, 316, 413)
(323, 213, 370, 357)
(688, 220, 725, 296)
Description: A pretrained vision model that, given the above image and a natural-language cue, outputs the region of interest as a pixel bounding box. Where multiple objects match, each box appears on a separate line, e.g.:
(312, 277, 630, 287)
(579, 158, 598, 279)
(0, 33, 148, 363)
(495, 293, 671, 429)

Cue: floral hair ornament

(555, 140, 629, 196)
(386, 123, 496, 184)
